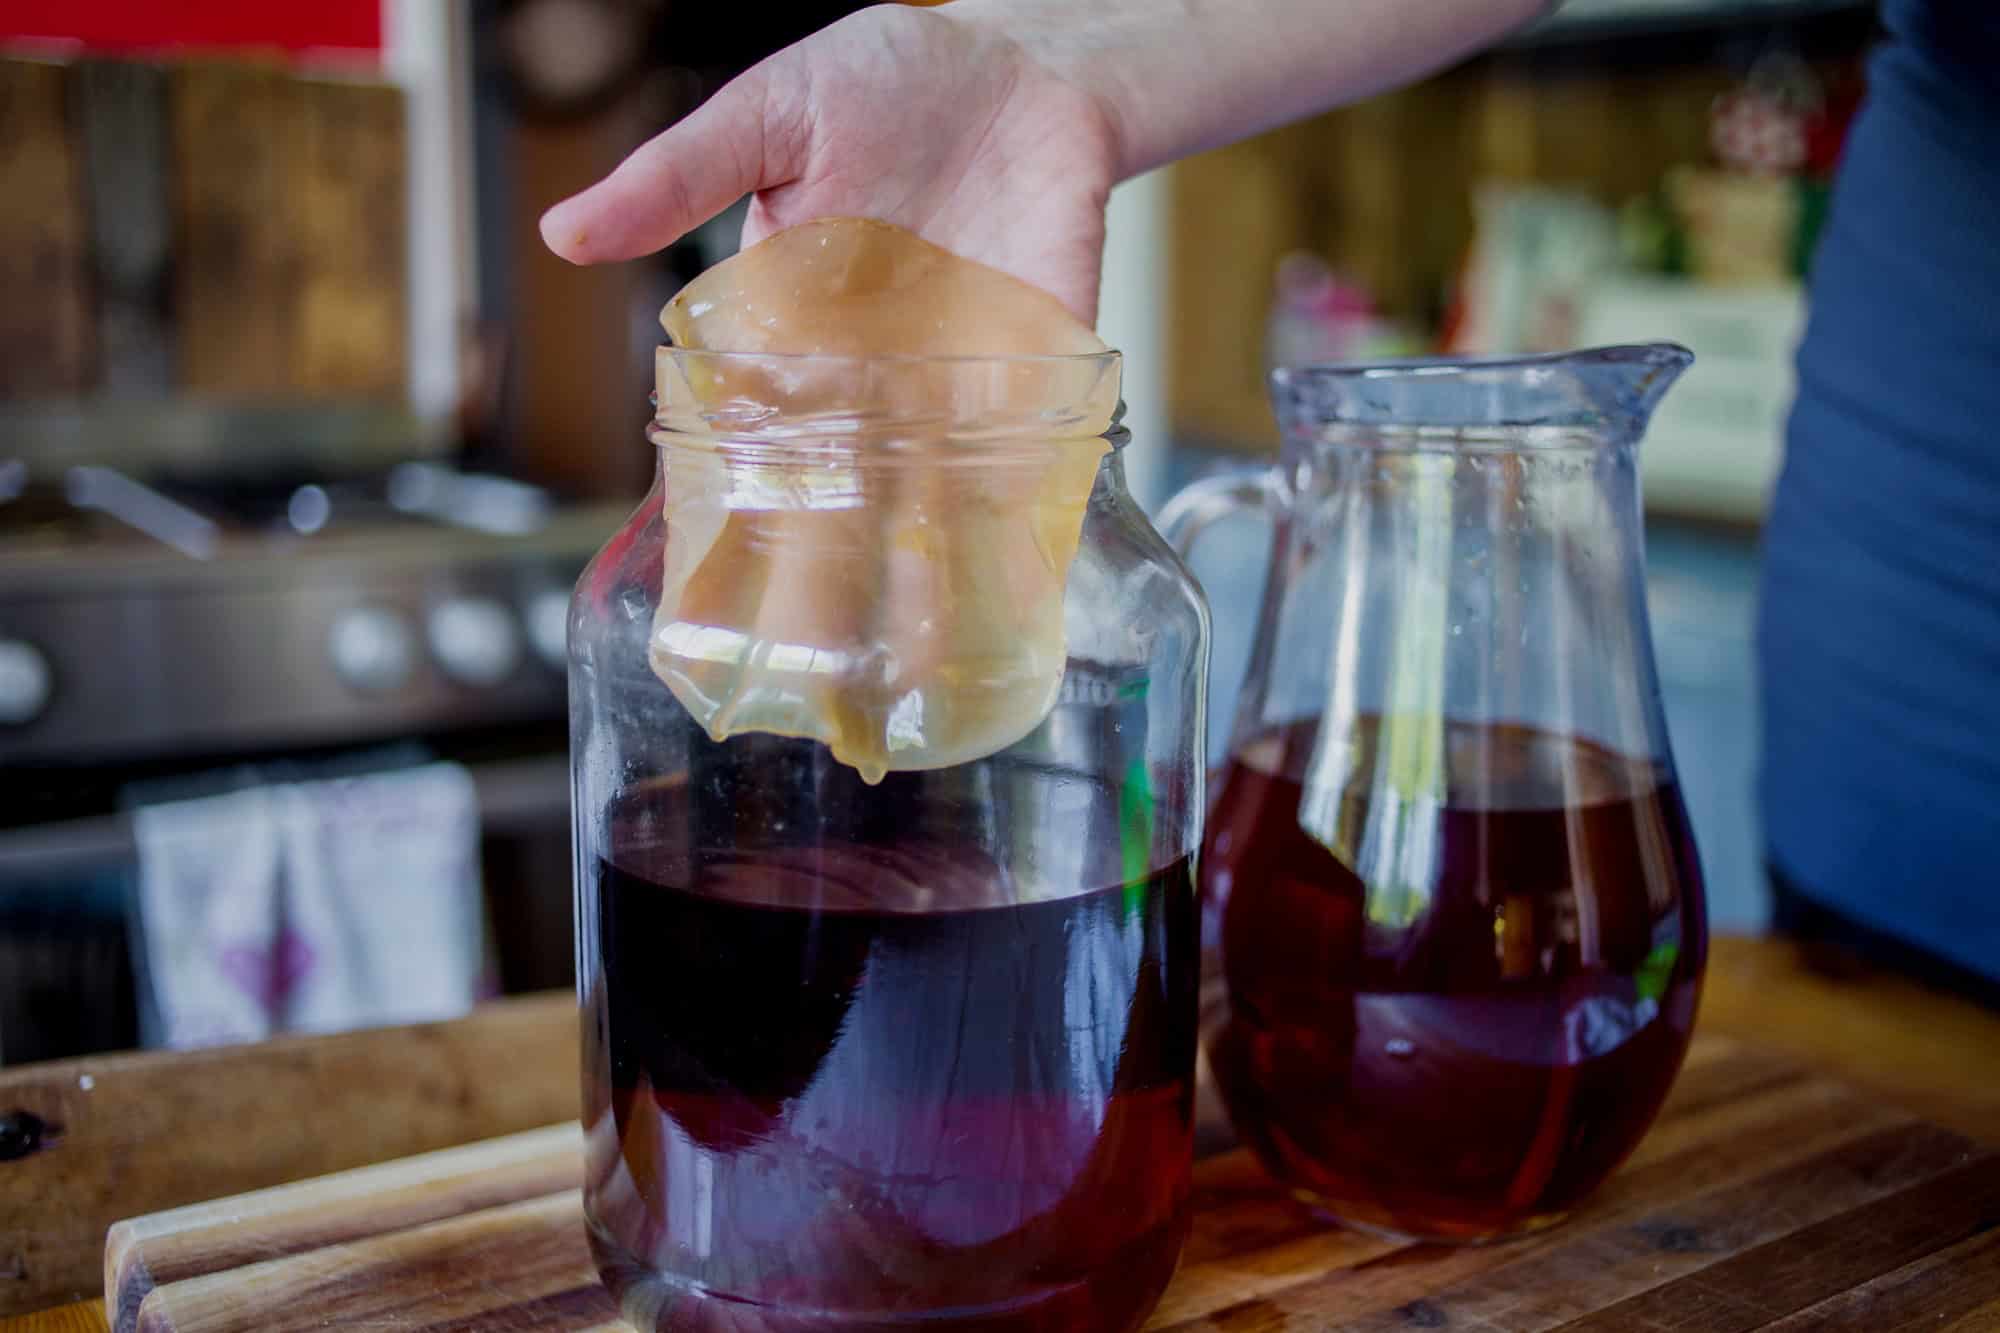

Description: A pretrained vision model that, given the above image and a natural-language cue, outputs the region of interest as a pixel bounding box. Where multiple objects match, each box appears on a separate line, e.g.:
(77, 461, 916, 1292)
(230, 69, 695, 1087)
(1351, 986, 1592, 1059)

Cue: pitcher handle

(1156, 468, 1284, 566)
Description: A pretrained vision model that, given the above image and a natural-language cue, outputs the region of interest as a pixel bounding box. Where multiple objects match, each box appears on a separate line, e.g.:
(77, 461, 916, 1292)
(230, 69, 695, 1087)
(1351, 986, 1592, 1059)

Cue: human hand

(538, 3, 1122, 323)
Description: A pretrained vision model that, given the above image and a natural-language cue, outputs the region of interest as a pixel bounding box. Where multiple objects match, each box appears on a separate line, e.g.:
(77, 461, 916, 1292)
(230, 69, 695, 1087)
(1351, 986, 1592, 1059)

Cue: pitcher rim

(1267, 341, 1693, 443)
(1268, 342, 1691, 384)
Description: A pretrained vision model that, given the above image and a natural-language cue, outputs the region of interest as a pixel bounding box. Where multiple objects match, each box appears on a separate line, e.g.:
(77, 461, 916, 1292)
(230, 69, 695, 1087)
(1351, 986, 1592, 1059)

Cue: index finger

(539, 64, 803, 265)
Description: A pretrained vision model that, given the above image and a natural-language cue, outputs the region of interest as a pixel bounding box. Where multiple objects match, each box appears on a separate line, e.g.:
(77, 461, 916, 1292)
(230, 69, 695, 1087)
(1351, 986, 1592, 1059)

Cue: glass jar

(570, 351, 1208, 1332)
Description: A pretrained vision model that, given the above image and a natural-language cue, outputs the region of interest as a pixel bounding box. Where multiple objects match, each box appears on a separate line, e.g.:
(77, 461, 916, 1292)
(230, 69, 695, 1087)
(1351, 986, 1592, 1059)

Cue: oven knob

(330, 608, 415, 692)
(0, 639, 52, 725)
(526, 589, 570, 670)
(429, 598, 521, 687)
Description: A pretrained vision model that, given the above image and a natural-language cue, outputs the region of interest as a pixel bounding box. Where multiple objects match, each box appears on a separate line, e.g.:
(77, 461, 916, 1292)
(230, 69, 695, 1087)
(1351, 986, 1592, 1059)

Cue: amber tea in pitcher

(1202, 716, 1702, 1240)
(1163, 345, 1708, 1242)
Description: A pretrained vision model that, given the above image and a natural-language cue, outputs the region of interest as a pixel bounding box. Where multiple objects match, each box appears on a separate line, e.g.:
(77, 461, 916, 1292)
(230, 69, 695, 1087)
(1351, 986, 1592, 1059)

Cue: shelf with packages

(1164, 8, 1864, 528)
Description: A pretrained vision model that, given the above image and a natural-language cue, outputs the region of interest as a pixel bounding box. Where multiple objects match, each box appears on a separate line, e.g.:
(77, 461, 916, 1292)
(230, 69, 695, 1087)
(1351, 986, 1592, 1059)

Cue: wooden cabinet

(0, 55, 409, 405)
(0, 59, 93, 398)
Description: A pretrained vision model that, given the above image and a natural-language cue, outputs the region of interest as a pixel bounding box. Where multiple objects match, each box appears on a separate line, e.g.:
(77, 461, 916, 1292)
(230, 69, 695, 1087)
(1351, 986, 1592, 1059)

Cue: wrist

(942, 0, 1554, 181)
(939, 0, 1146, 182)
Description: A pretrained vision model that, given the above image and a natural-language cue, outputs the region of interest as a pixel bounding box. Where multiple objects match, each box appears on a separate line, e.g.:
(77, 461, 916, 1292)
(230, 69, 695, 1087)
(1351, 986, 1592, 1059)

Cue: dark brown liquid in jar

(1200, 716, 1705, 1242)
(583, 749, 1198, 1332)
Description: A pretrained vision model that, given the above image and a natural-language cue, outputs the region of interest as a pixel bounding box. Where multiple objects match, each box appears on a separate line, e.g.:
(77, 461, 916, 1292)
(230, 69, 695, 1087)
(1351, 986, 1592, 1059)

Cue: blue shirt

(1759, 0, 2000, 979)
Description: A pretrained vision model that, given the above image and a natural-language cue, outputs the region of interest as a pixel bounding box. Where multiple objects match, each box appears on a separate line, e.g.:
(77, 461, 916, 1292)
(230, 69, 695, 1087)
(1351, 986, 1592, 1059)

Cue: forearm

(955, 0, 1551, 180)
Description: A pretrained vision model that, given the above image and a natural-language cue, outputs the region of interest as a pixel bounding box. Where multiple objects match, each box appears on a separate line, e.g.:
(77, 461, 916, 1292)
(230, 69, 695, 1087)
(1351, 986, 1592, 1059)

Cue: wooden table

(5, 934, 1998, 1332)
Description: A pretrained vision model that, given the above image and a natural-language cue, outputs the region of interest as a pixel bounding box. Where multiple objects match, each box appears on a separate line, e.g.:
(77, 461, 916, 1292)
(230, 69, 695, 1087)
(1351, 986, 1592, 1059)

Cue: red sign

(0, 0, 381, 59)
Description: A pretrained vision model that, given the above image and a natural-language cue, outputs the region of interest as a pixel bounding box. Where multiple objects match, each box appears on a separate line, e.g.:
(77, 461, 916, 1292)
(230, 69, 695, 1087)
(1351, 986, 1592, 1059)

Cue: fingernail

(538, 201, 589, 261)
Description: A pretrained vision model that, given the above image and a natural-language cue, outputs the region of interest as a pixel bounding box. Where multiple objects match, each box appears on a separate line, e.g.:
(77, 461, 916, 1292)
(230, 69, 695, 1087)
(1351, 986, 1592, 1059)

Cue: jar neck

(646, 441, 1135, 514)
(646, 423, 1130, 479)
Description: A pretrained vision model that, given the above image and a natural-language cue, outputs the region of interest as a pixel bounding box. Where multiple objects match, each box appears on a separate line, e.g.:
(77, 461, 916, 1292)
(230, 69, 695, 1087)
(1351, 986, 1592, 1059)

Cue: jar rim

(656, 346, 1122, 370)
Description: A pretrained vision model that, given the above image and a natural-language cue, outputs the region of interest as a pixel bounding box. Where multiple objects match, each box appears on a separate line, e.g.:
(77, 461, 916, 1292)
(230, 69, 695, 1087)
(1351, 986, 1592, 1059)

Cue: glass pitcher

(570, 351, 1208, 1332)
(1160, 344, 1708, 1243)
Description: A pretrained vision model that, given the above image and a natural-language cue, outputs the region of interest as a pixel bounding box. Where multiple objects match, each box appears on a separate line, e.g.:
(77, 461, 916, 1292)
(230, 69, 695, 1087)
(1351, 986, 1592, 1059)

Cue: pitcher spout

(1562, 342, 1694, 442)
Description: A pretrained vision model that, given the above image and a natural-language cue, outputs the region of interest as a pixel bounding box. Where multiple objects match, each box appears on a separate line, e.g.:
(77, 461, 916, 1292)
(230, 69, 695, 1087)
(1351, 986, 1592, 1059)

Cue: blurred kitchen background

(0, 0, 1865, 1062)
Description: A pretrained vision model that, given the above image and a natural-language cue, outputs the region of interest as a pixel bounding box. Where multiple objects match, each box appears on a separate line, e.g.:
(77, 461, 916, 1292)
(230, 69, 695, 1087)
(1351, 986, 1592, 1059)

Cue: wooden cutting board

(103, 1034, 2000, 1333)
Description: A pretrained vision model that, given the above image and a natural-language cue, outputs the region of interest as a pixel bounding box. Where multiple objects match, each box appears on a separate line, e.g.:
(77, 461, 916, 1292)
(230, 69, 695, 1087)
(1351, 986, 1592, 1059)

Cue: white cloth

(133, 763, 484, 1049)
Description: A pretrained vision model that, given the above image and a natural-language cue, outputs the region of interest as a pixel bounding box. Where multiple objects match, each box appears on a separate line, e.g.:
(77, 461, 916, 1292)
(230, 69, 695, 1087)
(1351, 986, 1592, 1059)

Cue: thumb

(539, 65, 801, 265)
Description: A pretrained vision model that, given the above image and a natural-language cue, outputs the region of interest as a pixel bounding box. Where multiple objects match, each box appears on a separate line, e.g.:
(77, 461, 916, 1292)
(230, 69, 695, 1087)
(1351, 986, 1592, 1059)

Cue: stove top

(0, 460, 566, 554)
(0, 460, 631, 767)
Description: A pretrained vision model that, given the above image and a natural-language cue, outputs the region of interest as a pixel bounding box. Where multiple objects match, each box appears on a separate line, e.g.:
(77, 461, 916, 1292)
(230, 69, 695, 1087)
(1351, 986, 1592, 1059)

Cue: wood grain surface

(103, 1124, 584, 1327)
(1697, 936, 2000, 1147)
(6, 935, 1997, 1331)
(0, 995, 579, 1317)
(86, 1035, 2000, 1333)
